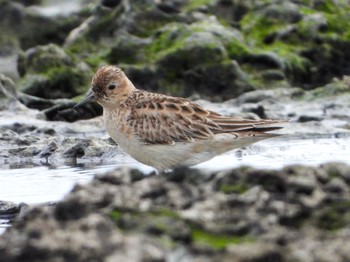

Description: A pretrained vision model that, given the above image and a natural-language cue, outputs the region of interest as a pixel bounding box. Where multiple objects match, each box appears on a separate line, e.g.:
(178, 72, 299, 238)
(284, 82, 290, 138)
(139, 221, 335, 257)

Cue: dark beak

(74, 89, 96, 109)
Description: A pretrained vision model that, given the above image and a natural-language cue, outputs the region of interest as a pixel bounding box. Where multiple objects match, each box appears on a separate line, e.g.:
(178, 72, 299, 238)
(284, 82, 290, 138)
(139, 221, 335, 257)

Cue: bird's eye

(108, 84, 116, 90)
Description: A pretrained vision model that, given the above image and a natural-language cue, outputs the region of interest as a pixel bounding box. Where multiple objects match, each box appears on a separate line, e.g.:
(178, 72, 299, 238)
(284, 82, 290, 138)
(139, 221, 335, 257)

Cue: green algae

(240, 13, 286, 45)
(182, 0, 217, 12)
(145, 20, 247, 64)
(39, 0, 350, 99)
(226, 38, 251, 59)
(239, 0, 350, 84)
(317, 200, 350, 231)
(20, 65, 91, 99)
(66, 40, 109, 69)
(109, 208, 253, 250)
(145, 24, 192, 62)
(301, 80, 350, 100)
(155, 208, 180, 219)
(110, 210, 122, 221)
(109, 208, 182, 228)
(240, 12, 310, 73)
(220, 183, 249, 194)
(191, 228, 252, 249)
(46, 66, 90, 96)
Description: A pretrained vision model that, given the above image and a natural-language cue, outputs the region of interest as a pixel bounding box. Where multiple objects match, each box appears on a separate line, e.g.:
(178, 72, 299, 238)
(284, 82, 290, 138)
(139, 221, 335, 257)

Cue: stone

(1, 162, 350, 261)
(18, 44, 92, 100)
(0, 74, 26, 111)
(0, 0, 81, 50)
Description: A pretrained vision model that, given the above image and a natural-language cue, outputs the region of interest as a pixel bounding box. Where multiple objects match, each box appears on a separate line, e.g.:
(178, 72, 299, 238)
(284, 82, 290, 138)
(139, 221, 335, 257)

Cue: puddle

(1, 135, 350, 233)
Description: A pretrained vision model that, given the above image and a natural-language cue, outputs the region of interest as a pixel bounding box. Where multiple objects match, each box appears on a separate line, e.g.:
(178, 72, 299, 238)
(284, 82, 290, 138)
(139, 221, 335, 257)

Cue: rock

(2, 0, 349, 109)
(0, 36, 19, 57)
(63, 140, 93, 158)
(12, 0, 43, 6)
(17, 92, 56, 111)
(241, 52, 286, 70)
(226, 243, 283, 262)
(64, 2, 258, 100)
(107, 33, 151, 65)
(118, 19, 253, 99)
(101, 0, 122, 9)
(15, 90, 103, 122)
(321, 162, 350, 185)
(0, 201, 21, 221)
(298, 115, 324, 122)
(210, 0, 250, 26)
(0, 74, 26, 111)
(182, 61, 252, 100)
(151, 20, 250, 97)
(259, 69, 286, 81)
(18, 44, 72, 76)
(239, 0, 350, 89)
(39, 141, 58, 158)
(1, 0, 350, 259)
(228, 87, 304, 105)
(263, 2, 302, 24)
(58, 0, 350, 105)
(324, 177, 349, 194)
(1, 163, 350, 261)
(44, 100, 102, 122)
(0, 75, 17, 109)
(18, 44, 92, 100)
(0, 1, 81, 50)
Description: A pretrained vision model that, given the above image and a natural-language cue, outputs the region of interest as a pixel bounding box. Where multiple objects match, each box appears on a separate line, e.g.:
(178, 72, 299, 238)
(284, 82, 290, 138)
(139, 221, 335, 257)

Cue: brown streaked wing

(126, 92, 283, 144)
(209, 115, 285, 133)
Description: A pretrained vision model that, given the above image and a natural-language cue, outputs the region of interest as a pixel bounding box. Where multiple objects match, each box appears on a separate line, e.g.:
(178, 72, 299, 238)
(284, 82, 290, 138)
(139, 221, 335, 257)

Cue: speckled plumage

(82, 65, 285, 170)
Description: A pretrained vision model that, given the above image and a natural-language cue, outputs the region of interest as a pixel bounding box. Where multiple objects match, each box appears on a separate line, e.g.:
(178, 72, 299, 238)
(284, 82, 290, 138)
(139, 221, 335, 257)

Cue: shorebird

(75, 65, 284, 170)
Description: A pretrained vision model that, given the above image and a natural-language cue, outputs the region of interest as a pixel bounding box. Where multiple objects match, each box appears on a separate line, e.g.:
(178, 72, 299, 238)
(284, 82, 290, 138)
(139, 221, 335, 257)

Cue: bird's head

(75, 65, 135, 109)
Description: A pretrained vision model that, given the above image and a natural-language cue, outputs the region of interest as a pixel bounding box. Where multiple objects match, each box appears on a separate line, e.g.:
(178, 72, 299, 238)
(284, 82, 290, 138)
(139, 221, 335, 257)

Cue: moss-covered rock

(110, 20, 254, 98)
(62, 0, 350, 102)
(0, 34, 20, 56)
(2, 163, 350, 261)
(2, 0, 350, 120)
(107, 33, 151, 65)
(18, 44, 73, 76)
(182, 61, 252, 100)
(315, 200, 350, 231)
(152, 22, 234, 96)
(301, 78, 350, 100)
(0, 74, 22, 110)
(18, 44, 92, 100)
(0, 1, 82, 50)
(239, 0, 350, 89)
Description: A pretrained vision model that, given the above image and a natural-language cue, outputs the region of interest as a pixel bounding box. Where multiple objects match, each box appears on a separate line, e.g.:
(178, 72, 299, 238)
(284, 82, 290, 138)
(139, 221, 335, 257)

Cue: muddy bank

(1, 163, 350, 261)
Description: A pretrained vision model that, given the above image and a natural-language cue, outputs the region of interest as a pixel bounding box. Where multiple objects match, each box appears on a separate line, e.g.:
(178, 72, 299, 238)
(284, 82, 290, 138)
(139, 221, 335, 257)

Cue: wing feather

(126, 92, 284, 144)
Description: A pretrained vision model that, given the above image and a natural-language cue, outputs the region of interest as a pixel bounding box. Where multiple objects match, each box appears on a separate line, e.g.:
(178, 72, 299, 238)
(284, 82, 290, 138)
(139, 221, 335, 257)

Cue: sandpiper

(75, 65, 284, 170)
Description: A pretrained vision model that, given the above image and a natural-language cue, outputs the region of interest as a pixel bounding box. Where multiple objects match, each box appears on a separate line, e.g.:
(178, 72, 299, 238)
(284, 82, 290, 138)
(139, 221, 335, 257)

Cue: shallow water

(197, 134, 350, 170)
(1, 135, 350, 233)
(1, 135, 350, 203)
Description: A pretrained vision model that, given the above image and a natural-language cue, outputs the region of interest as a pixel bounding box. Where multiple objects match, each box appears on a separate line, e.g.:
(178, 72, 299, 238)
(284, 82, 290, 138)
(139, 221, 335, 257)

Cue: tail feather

(213, 118, 287, 135)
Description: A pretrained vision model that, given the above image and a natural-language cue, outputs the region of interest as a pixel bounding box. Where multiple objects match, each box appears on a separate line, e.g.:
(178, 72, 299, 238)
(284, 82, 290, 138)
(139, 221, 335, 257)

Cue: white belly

(103, 111, 268, 170)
